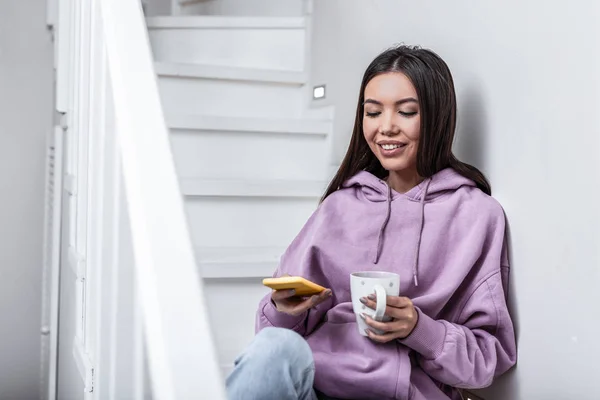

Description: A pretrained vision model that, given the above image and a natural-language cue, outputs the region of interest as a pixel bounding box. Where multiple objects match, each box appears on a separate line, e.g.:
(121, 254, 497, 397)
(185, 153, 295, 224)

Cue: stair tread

(146, 16, 306, 30)
(181, 178, 326, 198)
(196, 246, 284, 278)
(200, 263, 276, 279)
(196, 246, 285, 263)
(155, 62, 306, 85)
(167, 114, 331, 135)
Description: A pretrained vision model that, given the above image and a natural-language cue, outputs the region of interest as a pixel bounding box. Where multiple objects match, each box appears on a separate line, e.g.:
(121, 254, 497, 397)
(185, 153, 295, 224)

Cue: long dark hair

(322, 45, 491, 202)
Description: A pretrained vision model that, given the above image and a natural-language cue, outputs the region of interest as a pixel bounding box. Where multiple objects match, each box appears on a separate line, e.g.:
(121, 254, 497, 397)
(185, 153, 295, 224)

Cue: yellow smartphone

(262, 276, 326, 296)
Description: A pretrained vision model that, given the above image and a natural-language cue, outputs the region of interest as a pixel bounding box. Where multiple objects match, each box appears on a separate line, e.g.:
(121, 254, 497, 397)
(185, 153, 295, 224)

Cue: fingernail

(359, 297, 367, 304)
(360, 313, 367, 320)
(288, 289, 296, 295)
(365, 329, 371, 335)
(367, 294, 376, 300)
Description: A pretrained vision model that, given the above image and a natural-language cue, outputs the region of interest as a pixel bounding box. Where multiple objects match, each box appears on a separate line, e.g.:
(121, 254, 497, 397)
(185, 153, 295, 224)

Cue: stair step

(148, 17, 305, 70)
(202, 280, 271, 375)
(200, 261, 277, 279)
(155, 62, 306, 85)
(146, 16, 306, 29)
(196, 246, 284, 278)
(167, 115, 331, 136)
(170, 125, 328, 182)
(181, 178, 326, 198)
(186, 195, 316, 251)
(158, 73, 304, 118)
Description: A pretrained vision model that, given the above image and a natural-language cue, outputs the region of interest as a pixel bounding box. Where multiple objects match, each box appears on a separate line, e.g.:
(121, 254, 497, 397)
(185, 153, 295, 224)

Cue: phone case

(262, 276, 326, 296)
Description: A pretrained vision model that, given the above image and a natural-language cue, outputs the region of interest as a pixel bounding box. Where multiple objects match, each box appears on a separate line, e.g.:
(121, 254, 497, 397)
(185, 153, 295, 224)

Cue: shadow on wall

(456, 85, 521, 400)
(454, 84, 488, 172)
(474, 219, 521, 399)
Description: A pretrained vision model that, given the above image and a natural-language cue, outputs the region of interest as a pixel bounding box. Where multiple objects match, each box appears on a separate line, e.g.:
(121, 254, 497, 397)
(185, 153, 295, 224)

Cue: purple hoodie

(256, 168, 517, 399)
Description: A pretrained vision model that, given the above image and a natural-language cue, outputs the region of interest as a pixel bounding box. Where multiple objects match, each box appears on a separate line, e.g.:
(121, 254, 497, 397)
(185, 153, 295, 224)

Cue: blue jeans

(226, 327, 338, 400)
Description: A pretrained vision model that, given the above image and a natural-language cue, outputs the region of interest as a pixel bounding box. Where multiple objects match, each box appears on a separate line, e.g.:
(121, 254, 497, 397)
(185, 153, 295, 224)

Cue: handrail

(99, 0, 225, 399)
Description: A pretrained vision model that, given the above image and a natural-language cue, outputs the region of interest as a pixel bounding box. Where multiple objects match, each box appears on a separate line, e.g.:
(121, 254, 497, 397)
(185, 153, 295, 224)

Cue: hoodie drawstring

(373, 185, 392, 264)
(412, 178, 431, 287)
(372, 178, 432, 287)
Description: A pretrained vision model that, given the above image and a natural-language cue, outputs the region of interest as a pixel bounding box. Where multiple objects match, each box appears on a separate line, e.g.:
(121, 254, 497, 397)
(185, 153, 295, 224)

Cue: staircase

(146, 9, 333, 376)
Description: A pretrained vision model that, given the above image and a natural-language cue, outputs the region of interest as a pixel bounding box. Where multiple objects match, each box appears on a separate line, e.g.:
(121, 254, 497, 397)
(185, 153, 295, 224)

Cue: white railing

(99, 0, 225, 398)
(45, 0, 226, 398)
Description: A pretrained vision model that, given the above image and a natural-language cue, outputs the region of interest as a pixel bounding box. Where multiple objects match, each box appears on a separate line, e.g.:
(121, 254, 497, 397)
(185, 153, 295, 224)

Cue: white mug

(350, 271, 400, 336)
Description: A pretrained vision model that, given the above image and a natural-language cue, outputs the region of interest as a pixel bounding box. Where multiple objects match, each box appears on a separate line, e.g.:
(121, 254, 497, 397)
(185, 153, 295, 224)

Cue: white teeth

(381, 144, 401, 150)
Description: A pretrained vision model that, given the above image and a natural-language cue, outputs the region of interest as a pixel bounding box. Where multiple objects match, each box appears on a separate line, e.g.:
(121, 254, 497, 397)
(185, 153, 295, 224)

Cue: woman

(226, 45, 517, 400)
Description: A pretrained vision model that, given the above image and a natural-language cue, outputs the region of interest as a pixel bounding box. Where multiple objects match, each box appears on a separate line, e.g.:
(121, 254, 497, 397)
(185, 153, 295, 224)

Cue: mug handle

(372, 284, 387, 322)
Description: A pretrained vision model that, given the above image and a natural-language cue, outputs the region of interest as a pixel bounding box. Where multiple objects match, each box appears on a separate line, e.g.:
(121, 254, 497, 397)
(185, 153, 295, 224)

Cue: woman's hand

(360, 294, 419, 343)
(272, 288, 332, 317)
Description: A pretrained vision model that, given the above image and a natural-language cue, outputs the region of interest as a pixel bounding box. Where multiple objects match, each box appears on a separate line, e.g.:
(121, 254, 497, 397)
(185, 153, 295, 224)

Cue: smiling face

(362, 72, 421, 180)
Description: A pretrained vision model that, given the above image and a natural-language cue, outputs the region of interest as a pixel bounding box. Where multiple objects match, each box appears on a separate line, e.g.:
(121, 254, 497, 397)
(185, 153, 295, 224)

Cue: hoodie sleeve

(256, 202, 334, 337)
(400, 265, 517, 389)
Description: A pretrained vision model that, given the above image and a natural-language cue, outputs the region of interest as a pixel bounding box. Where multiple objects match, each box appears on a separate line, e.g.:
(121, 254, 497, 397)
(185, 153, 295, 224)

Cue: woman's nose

(379, 112, 396, 135)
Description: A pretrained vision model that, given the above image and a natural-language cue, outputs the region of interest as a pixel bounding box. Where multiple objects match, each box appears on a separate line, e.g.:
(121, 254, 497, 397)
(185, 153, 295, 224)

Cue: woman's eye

(365, 111, 381, 118)
(399, 111, 418, 117)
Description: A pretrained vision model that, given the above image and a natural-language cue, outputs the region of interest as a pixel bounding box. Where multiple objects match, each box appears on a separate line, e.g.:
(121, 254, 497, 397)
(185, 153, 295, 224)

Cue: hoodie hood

(342, 168, 476, 286)
(342, 167, 476, 203)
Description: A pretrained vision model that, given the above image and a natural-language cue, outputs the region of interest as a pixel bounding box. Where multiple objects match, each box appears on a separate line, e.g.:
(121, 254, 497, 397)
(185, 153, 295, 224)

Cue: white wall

(309, 1, 600, 398)
(175, 0, 304, 17)
(0, 1, 53, 399)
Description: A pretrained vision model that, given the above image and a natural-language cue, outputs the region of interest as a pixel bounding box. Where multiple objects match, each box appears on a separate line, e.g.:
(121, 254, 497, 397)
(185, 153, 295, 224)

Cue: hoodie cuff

(261, 300, 307, 330)
(399, 307, 447, 360)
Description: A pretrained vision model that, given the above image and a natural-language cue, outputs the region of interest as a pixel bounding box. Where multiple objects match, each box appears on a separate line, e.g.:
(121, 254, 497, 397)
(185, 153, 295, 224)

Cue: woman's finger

(359, 296, 376, 311)
(360, 296, 413, 320)
(276, 289, 332, 315)
(385, 296, 413, 308)
(291, 289, 332, 313)
(365, 328, 402, 343)
(289, 297, 318, 314)
(275, 297, 310, 316)
(360, 294, 411, 308)
(271, 289, 297, 301)
(361, 313, 403, 332)
(384, 305, 414, 320)
(365, 314, 414, 334)
(317, 289, 333, 301)
(359, 298, 402, 320)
